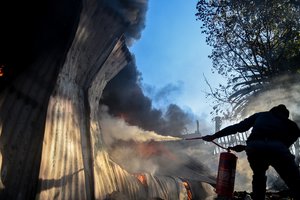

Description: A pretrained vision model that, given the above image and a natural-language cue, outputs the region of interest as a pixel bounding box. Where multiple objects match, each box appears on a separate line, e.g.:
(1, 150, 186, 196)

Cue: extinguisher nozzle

(183, 137, 203, 141)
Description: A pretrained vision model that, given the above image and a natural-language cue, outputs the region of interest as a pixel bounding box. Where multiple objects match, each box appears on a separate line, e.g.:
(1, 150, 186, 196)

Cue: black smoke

(100, 0, 195, 136)
(103, 0, 148, 45)
(100, 59, 194, 137)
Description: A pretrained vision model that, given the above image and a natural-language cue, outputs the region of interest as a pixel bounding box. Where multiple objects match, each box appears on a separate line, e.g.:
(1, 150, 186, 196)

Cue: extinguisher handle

(228, 145, 246, 152)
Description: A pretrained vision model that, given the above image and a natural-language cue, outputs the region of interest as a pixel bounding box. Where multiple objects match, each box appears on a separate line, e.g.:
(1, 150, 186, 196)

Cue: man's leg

(246, 142, 269, 200)
(251, 168, 267, 200)
(272, 151, 300, 200)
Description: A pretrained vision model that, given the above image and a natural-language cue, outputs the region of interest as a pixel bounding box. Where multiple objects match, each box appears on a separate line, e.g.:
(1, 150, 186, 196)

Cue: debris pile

(233, 190, 294, 200)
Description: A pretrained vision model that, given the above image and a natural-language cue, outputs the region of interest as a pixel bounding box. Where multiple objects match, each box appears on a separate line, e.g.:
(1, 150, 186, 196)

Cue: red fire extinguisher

(183, 137, 245, 198)
(216, 151, 237, 198)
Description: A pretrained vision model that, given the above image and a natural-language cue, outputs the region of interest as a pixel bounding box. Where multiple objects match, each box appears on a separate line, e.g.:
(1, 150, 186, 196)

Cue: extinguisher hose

(211, 140, 246, 152)
(183, 137, 246, 152)
(211, 140, 230, 151)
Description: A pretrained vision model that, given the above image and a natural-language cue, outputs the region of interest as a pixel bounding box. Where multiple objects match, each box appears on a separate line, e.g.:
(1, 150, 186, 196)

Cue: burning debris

(106, 137, 217, 198)
(134, 173, 148, 187)
(0, 64, 4, 77)
(108, 139, 214, 177)
(182, 181, 193, 200)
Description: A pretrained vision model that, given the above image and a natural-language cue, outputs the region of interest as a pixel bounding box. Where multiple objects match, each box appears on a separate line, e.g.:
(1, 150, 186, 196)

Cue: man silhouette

(203, 104, 300, 200)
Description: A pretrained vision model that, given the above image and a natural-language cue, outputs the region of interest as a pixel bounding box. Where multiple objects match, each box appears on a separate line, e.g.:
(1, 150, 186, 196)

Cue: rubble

(232, 190, 294, 200)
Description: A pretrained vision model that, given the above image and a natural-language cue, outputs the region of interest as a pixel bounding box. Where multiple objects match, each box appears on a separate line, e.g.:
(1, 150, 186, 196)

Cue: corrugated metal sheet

(0, 1, 215, 199)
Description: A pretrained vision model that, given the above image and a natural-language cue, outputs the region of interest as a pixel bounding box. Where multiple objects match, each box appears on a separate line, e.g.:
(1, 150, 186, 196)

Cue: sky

(130, 0, 224, 130)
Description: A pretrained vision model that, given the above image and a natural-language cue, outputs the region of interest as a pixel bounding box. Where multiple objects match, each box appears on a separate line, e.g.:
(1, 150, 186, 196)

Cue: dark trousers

(246, 140, 300, 200)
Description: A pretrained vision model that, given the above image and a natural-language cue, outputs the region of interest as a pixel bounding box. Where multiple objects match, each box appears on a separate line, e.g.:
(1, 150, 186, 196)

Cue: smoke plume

(103, 0, 148, 45)
(143, 81, 184, 109)
(100, 58, 194, 137)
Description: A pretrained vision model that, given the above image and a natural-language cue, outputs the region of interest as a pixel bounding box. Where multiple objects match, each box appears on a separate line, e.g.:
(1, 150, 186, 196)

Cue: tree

(196, 0, 300, 119)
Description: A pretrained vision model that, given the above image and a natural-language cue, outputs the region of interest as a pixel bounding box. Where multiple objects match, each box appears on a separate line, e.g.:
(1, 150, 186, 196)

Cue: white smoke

(235, 153, 252, 192)
(99, 105, 181, 146)
(99, 104, 180, 173)
(243, 75, 300, 121)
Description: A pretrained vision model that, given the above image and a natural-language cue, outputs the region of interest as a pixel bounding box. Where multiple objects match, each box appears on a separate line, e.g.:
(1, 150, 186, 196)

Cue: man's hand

(202, 135, 215, 142)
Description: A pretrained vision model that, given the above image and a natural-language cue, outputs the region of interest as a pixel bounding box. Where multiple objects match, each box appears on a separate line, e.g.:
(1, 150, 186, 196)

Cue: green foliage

(196, 0, 300, 119)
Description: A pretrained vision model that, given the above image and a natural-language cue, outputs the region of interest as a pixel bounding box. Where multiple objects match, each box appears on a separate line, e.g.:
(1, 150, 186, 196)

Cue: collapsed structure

(0, 0, 215, 199)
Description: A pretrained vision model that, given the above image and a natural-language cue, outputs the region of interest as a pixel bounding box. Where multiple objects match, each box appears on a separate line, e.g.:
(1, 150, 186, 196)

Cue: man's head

(270, 104, 289, 118)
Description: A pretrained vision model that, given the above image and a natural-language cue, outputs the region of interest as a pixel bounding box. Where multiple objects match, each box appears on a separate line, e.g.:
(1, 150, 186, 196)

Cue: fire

(118, 113, 130, 122)
(134, 173, 147, 186)
(0, 65, 4, 77)
(183, 181, 192, 200)
(136, 140, 177, 161)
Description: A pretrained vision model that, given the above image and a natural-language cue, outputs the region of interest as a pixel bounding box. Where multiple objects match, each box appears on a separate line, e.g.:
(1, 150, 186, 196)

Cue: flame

(136, 141, 177, 161)
(118, 113, 130, 122)
(183, 181, 192, 200)
(134, 173, 147, 186)
(0, 65, 4, 77)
